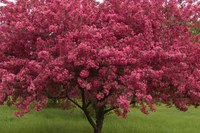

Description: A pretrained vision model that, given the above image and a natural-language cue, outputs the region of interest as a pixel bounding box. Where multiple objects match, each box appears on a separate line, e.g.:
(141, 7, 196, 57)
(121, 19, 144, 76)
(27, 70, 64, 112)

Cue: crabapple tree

(0, 0, 199, 133)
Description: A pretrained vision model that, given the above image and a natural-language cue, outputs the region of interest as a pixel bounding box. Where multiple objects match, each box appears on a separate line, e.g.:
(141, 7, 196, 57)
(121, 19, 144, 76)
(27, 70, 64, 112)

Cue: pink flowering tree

(0, 0, 200, 133)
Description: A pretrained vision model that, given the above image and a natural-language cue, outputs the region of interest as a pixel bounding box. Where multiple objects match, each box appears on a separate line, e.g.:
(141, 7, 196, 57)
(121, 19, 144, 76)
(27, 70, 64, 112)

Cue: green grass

(0, 105, 200, 133)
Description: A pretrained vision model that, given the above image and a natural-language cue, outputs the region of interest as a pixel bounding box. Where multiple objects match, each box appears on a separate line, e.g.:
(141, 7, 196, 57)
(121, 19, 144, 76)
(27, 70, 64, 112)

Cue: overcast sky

(97, 0, 104, 2)
(0, 3, 5, 6)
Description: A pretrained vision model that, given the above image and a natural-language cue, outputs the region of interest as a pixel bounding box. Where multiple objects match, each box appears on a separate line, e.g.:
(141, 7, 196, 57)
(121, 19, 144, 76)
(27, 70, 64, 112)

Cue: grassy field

(0, 105, 200, 133)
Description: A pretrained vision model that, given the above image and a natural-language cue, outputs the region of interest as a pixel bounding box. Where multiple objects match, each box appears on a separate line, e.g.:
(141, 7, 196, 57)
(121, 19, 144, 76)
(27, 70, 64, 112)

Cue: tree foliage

(0, 0, 199, 133)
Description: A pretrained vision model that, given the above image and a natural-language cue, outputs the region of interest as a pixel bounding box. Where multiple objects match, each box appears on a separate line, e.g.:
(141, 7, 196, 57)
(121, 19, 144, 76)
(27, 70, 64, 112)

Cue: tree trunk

(94, 106, 104, 133)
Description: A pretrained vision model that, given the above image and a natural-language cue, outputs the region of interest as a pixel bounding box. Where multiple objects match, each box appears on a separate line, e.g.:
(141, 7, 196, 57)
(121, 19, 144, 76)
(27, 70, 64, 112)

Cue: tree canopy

(0, 0, 199, 133)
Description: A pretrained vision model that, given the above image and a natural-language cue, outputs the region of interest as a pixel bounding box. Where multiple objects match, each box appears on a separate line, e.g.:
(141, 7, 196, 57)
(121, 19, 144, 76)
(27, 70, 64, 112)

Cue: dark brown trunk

(94, 106, 104, 133)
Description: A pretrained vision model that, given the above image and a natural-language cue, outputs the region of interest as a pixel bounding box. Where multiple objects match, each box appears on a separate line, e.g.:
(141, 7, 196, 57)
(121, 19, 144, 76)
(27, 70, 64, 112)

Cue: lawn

(0, 105, 200, 133)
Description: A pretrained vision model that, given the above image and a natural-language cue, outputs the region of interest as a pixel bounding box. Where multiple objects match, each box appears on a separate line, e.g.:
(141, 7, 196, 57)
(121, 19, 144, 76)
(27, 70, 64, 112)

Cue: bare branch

(66, 95, 83, 110)
(104, 100, 136, 114)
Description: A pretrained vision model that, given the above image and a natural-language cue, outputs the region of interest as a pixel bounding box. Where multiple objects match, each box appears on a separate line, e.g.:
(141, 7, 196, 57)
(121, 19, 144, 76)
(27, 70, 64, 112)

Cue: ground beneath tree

(0, 105, 199, 133)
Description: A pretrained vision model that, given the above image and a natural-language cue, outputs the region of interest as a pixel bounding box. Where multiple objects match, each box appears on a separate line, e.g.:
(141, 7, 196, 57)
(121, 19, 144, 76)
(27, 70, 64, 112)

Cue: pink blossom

(80, 70, 89, 78)
(27, 82, 36, 93)
(38, 51, 50, 61)
(96, 93, 104, 100)
(86, 83, 92, 90)
(49, 25, 58, 33)
(0, 0, 199, 131)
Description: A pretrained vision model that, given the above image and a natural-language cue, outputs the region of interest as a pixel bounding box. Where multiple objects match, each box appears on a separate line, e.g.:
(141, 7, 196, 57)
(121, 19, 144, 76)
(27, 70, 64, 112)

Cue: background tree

(0, 0, 199, 133)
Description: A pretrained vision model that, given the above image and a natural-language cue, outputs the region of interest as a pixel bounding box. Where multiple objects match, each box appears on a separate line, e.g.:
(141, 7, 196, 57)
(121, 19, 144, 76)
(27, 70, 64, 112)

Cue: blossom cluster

(0, 0, 199, 116)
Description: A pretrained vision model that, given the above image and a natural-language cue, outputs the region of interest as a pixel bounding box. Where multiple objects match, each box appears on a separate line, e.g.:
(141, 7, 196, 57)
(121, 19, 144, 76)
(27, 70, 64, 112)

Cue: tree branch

(104, 100, 136, 114)
(83, 109, 96, 129)
(79, 87, 91, 109)
(85, 101, 91, 108)
(80, 88, 86, 108)
(104, 106, 117, 114)
(98, 90, 113, 103)
(66, 95, 83, 110)
(79, 88, 96, 129)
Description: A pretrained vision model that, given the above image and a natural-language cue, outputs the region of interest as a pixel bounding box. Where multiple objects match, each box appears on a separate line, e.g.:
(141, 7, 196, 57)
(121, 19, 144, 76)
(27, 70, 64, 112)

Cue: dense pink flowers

(80, 70, 90, 78)
(0, 0, 199, 119)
